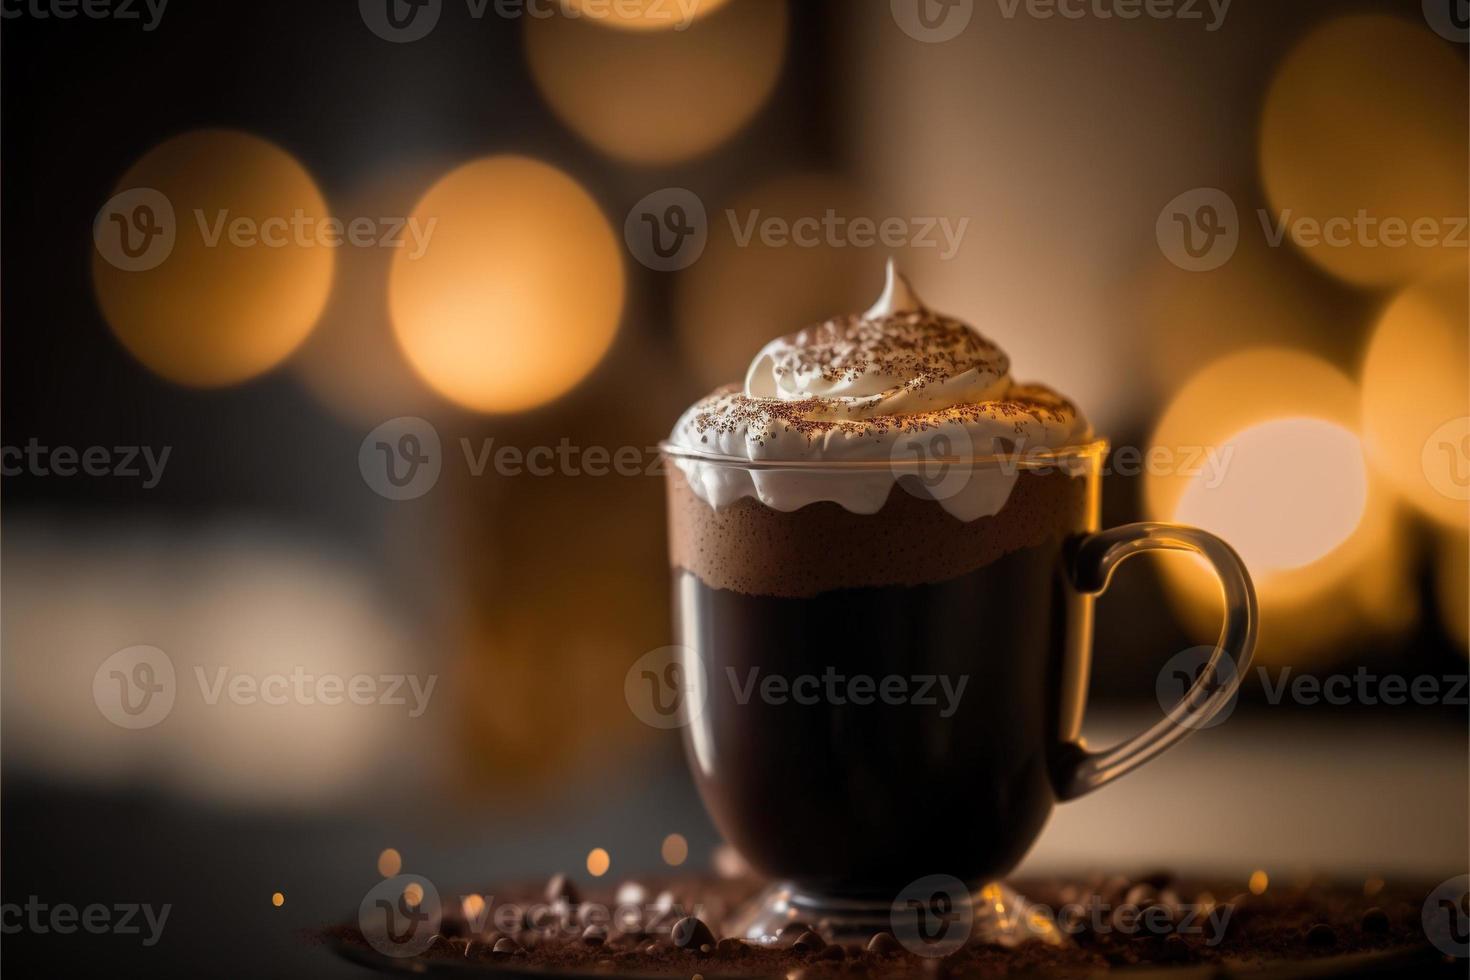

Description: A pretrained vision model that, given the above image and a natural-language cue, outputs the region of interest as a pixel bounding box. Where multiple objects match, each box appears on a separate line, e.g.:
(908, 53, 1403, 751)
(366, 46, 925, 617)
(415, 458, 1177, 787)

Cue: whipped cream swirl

(669, 262, 1091, 520)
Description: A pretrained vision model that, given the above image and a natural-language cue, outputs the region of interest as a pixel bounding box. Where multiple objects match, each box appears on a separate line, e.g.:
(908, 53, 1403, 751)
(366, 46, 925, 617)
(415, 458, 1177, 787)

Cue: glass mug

(659, 439, 1257, 947)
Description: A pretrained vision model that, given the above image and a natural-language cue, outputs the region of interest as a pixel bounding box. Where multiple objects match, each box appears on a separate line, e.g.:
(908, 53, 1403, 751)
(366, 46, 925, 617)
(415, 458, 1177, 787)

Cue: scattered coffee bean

(792, 930, 825, 953)
(491, 937, 523, 957)
(1159, 934, 1190, 963)
(1361, 907, 1390, 933)
(867, 931, 904, 955)
(1305, 923, 1336, 947)
(777, 922, 816, 947)
(1125, 884, 1159, 907)
(581, 925, 608, 946)
(671, 916, 716, 951)
(716, 938, 748, 957)
(545, 873, 579, 905)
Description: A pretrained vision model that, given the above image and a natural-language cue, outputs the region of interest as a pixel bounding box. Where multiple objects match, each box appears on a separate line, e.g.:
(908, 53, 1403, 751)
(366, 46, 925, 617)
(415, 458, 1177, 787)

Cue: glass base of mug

(723, 880, 1068, 950)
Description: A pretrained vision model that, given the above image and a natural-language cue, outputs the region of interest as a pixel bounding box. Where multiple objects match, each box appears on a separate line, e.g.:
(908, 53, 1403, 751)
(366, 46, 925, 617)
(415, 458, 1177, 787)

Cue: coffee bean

(867, 931, 904, 955)
(545, 873, 580, 905)
(792, 930, 824, 953)
(1124, 884, 1159, 907)
(1139, 870, 1176, 891)
(581, 925, 608, 946)
(671, 916, 716, 950)
(777, 922, 816, 947)
(1159, 934, 1190, 963)
(491, 937, 523, 957)
(715, 938, 748, 957)
(1305, 923, 1336, 947)
(1361, 907, 1390, 933)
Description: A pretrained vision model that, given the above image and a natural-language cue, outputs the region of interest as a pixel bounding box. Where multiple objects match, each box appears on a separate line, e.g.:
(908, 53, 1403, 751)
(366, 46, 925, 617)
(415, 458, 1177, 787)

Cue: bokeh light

(1259, 16, 1468, 286)
(377, 848, 402, 877)
(673, 174, 883, 390)
(271, 892, 285, 908)
(525, 0, 787, 165)
(1249, 870, 1269, 896)
(92, 129, 333, 387)
(389, 156, 624, 413)
(586, 847, 610, 877)
(564, 0, 731, 30)
(1361, 263, 1470, 529)
(462, 894, 486, 921)
(403, 882, 425, 907)
(291, 160, 443, 425)
(1128, 232, 1355, 405)
(1147, 348, 1406, 660)
(660, 833, 688, 867)
(1174, 418, 1368, 574)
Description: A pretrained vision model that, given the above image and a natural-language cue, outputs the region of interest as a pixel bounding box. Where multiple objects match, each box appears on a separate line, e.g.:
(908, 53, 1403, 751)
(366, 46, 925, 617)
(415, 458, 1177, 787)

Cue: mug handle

(1055, 522, 1258, 801)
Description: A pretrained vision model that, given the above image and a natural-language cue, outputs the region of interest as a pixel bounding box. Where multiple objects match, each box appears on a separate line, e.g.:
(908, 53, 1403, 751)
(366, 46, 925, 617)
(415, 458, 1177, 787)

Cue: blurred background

(2, 0, 1467, 975)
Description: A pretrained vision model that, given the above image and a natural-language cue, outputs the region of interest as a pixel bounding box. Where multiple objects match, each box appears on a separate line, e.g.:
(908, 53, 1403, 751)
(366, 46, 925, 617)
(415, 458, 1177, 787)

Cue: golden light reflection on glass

(91, 129, 333, 387)
(389, 156, 624, 413)
(674, 174, 883, 390)
(1259, 16, 1468, 286)
(1147, 348, 1406, 661)
(377, 848, 403, 877)
(525, 0, 787, 165)
(586, 847, 611, 877)
(661, 833, 689, 867)
(564, 0, 731, 30)
(1361, 263, 1470, 530)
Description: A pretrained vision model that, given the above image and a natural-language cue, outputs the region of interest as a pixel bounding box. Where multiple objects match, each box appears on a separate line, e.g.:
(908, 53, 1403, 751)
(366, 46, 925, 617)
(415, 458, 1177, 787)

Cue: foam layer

(668, 262, 1091, 521)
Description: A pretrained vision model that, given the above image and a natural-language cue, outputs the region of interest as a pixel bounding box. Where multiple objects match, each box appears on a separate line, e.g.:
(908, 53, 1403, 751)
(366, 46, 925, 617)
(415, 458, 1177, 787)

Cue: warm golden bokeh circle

(524, 0, 787, 165)
(377, 847, 402, 877)
(586, 847, 611, 877)
(389, 156, 624, 414)
(1146, 348, 1406, 661)
(1361, 263, 1470, 529)
(92, 129, 334, 387)
(661, 833, 689, 867)
(1259, 15, 1469, 287)
(673, 174, 884, 391)
(563, 0, 732, 30)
